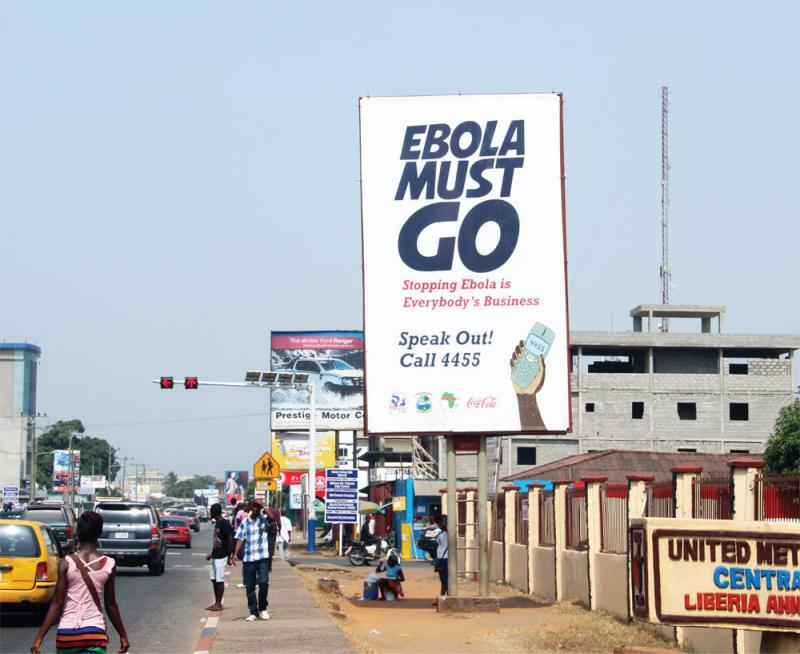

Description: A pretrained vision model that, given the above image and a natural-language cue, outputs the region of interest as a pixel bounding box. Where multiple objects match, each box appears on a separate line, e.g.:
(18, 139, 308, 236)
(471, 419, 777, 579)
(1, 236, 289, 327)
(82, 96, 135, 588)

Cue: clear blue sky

(1, 1, 798, 476)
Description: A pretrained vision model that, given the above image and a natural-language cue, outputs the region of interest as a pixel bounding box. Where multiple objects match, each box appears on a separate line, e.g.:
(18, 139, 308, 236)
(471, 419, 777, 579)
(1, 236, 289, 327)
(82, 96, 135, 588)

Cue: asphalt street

(0, 523, 214, 654)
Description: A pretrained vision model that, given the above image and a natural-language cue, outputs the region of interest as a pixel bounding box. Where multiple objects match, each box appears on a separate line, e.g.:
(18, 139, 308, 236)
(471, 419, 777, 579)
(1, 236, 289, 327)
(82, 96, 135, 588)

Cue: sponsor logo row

(389, 392, 496, 414)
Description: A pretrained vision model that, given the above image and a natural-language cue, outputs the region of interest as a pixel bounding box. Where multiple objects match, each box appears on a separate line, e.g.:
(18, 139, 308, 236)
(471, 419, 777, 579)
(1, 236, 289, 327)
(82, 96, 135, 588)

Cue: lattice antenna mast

(659, 86, 671, 332)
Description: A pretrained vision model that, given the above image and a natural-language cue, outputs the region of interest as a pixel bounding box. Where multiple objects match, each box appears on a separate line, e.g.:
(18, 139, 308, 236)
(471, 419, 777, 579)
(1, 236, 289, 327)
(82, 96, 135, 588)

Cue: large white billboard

(360, 93, 571, 435)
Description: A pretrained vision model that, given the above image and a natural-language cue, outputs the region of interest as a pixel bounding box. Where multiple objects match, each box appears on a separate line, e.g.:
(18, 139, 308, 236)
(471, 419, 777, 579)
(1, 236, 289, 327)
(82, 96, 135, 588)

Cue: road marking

(205, 616, 219, 629)
(191, 553, 207, 556)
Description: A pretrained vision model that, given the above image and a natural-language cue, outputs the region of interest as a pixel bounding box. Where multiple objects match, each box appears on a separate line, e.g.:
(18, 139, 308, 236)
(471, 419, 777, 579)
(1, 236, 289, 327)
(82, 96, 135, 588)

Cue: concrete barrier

(593, 552, 627, 619)
(507, 543, 528, 593)
(559, 548, 589, 605)
(489, 540, 504, 582)
(529, 545, 556, 600)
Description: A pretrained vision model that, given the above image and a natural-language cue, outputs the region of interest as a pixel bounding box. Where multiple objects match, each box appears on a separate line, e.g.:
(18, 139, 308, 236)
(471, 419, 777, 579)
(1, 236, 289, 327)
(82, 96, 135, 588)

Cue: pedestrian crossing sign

(255, 479, 277, 491)
(253, 451, 280, 480)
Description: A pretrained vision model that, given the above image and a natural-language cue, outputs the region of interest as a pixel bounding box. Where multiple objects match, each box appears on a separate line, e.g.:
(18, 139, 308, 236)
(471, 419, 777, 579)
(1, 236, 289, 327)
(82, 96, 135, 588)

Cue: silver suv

(95, 502, 166, 575)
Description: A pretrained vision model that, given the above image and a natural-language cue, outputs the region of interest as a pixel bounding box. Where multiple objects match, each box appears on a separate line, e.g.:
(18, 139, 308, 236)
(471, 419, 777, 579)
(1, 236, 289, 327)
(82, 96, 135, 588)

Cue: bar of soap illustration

(511, 322, 555, 388)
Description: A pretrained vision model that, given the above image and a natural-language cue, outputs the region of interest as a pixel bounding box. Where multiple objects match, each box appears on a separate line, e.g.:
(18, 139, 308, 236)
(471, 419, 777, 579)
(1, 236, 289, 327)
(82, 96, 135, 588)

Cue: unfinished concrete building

(441, 305, 799, 481)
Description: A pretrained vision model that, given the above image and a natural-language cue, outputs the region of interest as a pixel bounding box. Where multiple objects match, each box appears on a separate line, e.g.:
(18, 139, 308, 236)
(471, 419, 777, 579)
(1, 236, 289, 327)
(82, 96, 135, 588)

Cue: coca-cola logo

(467, 397, 497, 409)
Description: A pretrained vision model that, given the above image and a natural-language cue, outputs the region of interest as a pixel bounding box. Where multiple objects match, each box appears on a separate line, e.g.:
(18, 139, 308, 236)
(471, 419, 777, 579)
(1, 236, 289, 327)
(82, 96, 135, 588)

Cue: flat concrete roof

(570, 331, 800, 351)
(629, 304, 725, 319)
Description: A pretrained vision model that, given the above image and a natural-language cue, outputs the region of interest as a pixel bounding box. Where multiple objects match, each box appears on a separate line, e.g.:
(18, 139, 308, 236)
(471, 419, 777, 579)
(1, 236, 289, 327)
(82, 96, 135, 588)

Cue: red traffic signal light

(160, 377, 174, 389)
(184, 377, 199, 390)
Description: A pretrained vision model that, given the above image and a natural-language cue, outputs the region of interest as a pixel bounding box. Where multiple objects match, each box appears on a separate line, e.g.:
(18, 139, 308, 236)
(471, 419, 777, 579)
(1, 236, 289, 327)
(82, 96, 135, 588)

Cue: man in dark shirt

(266, 501, 281, 571)
(205, 503, 234, 611)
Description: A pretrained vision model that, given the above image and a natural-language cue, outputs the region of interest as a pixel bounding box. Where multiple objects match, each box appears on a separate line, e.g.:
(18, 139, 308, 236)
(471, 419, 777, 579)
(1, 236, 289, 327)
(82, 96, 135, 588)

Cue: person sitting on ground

(376, 553, 405, 600)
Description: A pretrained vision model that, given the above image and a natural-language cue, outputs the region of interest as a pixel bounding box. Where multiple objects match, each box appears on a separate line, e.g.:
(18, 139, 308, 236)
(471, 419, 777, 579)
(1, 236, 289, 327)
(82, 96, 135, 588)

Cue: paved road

(0, 523, 214, 654)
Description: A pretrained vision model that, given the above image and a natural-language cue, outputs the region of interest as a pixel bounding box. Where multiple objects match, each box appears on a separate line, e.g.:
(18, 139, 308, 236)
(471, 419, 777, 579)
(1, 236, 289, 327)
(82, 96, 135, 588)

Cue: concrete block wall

(440, 437, 580, 479)
(489, 462, 781, 654)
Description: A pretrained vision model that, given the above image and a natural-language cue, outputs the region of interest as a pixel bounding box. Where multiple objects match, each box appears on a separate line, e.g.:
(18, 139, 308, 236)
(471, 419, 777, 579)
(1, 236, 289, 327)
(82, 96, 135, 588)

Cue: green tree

(163, 471, 178, 497)
(764, 404, 800, 473)
(36, 420, 118, 488)
(172, 475, 216, 499)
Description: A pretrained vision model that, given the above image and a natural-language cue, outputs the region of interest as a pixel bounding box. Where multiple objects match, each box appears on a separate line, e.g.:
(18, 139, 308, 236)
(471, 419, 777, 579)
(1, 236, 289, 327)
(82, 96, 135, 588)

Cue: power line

(83, 412, 270, 429)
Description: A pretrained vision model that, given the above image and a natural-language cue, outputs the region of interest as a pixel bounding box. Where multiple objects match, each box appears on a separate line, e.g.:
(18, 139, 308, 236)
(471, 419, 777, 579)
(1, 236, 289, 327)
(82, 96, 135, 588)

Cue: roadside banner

(52, 450, 80, 492)
(359, 93, 571, 435)
(270, 331, 364, 430)
(223, 470, 249, 506)
(324, 468, 359, 523)
(271, 431, 336, 471)
(2, 485, 19, 506)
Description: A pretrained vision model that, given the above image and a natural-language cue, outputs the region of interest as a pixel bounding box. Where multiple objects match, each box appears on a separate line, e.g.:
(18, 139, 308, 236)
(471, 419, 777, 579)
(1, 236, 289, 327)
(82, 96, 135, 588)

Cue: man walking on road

(206, 503, 234, 611)
(233, 501, 271, 622)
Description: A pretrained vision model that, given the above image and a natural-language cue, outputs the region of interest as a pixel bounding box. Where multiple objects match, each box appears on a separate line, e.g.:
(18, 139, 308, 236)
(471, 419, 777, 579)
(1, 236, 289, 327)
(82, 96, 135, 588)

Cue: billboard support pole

(307, 383, 317, 552)
(446, 438, 457, 597)
(477, 436, 489, 597)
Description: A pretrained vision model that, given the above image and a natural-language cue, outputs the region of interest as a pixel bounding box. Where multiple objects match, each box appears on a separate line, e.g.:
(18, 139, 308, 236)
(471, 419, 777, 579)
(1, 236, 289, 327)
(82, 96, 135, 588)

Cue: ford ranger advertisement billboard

(270, 331, 364, 430)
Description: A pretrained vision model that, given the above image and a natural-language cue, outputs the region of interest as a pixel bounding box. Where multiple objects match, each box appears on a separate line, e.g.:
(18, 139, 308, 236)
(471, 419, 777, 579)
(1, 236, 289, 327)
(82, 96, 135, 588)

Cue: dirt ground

(293, 562, 681, 654)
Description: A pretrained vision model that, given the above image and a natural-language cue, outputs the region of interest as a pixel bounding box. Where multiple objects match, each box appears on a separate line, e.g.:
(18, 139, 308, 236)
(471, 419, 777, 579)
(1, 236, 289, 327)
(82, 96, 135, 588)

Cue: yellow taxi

(0, 518, 61, 615)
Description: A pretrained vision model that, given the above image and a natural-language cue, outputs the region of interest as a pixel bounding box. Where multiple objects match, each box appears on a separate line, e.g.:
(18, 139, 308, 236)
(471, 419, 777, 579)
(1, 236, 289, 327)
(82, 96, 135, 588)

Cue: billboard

(52, 450, 80, 492)
(270, 331, 364, 430)
(270, 431, 336, 472)
(359, 93, 571, 435)
(223, 470, 249, 506)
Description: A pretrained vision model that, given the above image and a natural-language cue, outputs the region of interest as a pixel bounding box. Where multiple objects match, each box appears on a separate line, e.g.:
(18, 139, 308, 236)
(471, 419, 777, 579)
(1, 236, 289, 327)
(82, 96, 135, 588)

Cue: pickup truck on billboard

(288, 357, 363, 395)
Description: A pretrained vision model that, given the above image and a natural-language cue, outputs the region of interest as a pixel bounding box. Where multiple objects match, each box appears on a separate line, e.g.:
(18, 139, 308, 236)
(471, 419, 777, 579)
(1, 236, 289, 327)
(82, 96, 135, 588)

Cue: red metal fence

(645, 480, 674, 518)
(493, 493, 505, 542)
(515, 493, 529, 545)
(539, 490, 555, 546)
(600, 483, 628, 554)
(693, 475, 732, 520)
(565, 486, 588, 551)
(755, 473, 800, 521)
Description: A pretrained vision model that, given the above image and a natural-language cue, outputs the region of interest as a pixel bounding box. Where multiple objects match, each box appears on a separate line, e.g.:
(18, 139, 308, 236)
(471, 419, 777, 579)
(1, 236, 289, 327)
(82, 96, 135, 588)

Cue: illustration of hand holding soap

(510, 322, 555, 430)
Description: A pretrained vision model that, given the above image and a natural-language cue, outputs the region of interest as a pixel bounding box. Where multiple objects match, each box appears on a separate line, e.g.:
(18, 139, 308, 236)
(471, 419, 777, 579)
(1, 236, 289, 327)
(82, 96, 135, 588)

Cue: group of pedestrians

(210, 499, 293, 621)
(27, 500, 294, 653)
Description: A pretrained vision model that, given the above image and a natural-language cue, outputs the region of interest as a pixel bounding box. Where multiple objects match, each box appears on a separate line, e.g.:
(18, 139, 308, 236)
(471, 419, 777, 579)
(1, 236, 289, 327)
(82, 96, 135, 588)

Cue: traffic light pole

(153, 373, 318, 552)
(307, 383, 317, 552)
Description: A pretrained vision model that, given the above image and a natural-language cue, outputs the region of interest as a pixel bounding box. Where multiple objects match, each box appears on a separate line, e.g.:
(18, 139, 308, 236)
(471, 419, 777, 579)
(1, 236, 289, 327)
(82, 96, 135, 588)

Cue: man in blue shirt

(233, 501, 272, 621)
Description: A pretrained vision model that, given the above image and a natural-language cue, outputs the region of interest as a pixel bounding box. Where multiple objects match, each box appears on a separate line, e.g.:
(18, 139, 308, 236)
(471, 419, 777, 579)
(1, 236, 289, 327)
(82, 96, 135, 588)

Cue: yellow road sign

(253, 451, 281, 480)
(255, 479, 277, 492)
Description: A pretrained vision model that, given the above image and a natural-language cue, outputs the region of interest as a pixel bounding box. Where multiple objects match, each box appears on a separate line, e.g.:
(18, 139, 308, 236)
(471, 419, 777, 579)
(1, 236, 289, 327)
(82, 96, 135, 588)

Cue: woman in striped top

(31, 511, 129, 654)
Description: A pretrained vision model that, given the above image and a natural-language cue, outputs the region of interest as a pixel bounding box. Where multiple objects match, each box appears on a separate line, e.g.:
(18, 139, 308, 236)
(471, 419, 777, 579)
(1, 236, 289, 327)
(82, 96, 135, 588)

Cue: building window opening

(581, 350, 647, 374)
(632, 402, 644, 420)
(516, 447, 536, 466)
(677, 448, 697, 453)
(677, 403, 696, 420)
(729, 449, 750, 454)
(585, 403, 595, 413)
(728, 358, 749, 375)
(729, 403, 749, 421)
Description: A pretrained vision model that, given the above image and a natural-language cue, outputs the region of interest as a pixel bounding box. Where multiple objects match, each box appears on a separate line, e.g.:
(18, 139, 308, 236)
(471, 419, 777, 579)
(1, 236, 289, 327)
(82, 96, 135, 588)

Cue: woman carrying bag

(31, 511, 129, 654)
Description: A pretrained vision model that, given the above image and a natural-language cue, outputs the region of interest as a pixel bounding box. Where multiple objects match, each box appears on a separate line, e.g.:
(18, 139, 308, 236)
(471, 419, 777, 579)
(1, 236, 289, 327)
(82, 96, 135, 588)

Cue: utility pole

(660, 85, 672, 332)
(29, 413, 47, 502)
(121, 457, 130, 499)
(67, 432, 76, 511)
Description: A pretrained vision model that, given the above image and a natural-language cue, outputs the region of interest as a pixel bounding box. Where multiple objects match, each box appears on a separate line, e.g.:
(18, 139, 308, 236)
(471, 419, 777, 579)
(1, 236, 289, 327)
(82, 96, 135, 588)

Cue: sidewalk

(209, 558, 354, 654)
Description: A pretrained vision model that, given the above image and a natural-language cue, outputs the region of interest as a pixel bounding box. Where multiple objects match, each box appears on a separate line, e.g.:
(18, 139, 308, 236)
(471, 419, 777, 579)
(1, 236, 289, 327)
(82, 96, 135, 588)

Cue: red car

(160, 516, 192, 548)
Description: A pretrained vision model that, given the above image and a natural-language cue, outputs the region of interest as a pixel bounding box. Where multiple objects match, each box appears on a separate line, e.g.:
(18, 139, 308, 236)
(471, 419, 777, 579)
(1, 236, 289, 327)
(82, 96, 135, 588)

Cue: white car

(291, 358, 363, 395)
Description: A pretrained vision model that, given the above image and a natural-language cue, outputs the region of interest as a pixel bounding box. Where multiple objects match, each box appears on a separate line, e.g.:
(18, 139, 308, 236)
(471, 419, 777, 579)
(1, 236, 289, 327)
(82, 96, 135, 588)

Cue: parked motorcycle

(346, 531, 396, 566)
(416, 524, 441, 563)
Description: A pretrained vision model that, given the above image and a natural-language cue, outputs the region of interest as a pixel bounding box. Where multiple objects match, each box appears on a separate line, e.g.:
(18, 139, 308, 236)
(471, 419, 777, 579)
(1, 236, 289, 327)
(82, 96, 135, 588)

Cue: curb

(193, 570, 231, 653)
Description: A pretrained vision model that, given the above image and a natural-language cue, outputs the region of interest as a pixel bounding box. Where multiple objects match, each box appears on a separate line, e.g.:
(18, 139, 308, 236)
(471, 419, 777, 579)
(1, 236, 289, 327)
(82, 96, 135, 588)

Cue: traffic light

(184, 377, 199, 390)
(159, 377, 174, 389)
